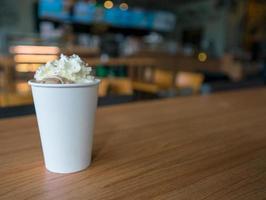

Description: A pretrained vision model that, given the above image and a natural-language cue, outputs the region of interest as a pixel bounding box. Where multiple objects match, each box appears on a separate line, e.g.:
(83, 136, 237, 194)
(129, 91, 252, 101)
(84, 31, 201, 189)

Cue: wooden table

(1, 88, 266, 199)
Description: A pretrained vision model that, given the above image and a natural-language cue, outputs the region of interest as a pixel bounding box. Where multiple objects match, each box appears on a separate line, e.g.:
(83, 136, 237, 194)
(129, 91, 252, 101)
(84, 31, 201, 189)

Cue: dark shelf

(39, 17, 155, 36)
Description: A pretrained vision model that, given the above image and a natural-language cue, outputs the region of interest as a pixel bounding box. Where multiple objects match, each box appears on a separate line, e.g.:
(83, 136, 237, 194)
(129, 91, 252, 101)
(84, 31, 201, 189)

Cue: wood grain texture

(1, 88, 266, 200)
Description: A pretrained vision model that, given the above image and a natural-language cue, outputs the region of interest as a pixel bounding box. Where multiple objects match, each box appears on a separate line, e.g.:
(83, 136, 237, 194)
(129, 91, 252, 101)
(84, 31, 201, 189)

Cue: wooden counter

(1, 88, 266, 199)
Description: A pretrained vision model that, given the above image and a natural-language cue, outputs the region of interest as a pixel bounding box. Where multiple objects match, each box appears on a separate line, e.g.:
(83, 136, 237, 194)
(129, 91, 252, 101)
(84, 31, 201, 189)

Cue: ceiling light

(104, 0, 113, 9)
(9, 45, 59, 55)
(119, 2, 128, 11)
(14, 55, 58, 63)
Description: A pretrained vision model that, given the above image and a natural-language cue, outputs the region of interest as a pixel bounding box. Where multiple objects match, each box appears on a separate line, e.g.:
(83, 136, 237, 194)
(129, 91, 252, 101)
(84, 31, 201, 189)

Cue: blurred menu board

(104, 7, 121, 26)
(73, 2, 106, 23)
(39, 0, 70, 20)
(72, 2, 96, 23)
(132, 10, 154, 29)
(39, 0, 175, 31)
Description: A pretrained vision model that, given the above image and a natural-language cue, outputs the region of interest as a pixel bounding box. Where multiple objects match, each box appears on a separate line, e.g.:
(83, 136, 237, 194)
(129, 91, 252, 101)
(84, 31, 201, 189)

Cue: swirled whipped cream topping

(34, 54, 94, 84)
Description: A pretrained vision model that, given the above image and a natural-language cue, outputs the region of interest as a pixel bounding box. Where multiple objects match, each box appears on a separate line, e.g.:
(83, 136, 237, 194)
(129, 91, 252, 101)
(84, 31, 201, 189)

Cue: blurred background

(0, 0, 265, 117)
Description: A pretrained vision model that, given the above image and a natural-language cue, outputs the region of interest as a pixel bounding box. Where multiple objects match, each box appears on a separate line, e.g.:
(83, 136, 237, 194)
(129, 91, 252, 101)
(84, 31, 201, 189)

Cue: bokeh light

(198, 52, 207, 62)
(104, 0, 113, 9)
(120, 3, 129, 11)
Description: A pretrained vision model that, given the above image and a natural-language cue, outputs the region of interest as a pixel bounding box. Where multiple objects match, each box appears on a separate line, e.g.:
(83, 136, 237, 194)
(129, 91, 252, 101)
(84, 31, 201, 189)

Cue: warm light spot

(104, 0, 113, 9)
(119, 2, 128, 11)
(198, 52, 207, 62)
(16, 64, 41, 72)
(14, 55, 58, 63)
(10, 45, 60, 55)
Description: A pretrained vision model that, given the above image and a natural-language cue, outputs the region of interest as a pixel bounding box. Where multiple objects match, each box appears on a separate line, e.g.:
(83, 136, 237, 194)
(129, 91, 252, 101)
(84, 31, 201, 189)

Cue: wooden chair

(132, 69, 174, 94)
(0, 56, 15, 90)
(220, 54, 243, 81)
(98, 78, 109, 97)
(175, 72, 204, 93)
(0, 73, 5, 89)
(154, 69, 174, 89)
(0, 81, 33, 107)
(132, 81, 159, 94)
(109, 78, 133, 95)
(0, 92, 33, 107)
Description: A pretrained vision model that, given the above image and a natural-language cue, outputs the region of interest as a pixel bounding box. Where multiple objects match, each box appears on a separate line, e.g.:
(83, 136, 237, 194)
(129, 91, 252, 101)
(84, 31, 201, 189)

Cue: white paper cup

(29, 80, 100, 173)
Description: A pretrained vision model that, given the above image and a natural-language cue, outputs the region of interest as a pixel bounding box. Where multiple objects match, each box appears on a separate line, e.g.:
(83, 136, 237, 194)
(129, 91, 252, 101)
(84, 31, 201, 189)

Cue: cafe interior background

(0, 0, 265, 118)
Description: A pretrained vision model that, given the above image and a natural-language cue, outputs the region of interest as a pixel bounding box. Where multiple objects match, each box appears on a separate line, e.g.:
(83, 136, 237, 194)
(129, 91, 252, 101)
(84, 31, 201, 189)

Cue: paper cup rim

(28, 79, 100, 88)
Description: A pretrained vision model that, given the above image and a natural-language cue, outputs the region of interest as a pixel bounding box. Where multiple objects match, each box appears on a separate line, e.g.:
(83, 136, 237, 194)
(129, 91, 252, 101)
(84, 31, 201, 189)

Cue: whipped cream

(34, 54, 94, 83)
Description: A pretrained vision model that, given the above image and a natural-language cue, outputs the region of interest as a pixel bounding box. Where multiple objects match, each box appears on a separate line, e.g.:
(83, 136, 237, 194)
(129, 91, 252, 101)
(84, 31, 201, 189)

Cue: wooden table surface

(1, 88, 266, 200)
